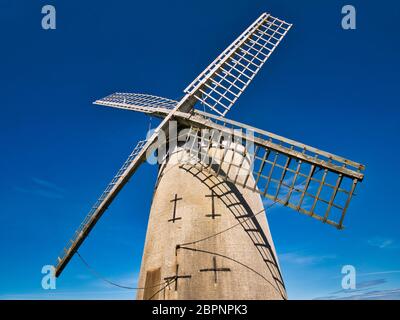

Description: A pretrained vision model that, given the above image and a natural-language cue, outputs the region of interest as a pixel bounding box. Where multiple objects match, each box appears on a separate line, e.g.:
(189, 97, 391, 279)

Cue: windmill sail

(94, 92, 178, 116)
(174, 111, 364, 229)
(55, 139, 148, 276)
(54, 92, 196, 277)
(184, 13, 292, 116)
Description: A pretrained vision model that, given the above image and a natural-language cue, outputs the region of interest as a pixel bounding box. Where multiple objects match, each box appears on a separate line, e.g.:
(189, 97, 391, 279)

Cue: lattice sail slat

(184, 13, 292, 116)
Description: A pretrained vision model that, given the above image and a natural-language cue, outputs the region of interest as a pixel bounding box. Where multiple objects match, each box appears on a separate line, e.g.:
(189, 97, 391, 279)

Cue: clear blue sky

(1, 0, 399, 300)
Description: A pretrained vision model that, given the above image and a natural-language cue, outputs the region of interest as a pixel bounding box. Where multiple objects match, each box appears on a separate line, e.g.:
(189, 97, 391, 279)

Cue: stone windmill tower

(54, 12, 365, 300)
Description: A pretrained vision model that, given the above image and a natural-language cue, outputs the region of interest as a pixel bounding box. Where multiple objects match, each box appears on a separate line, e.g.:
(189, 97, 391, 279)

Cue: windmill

(54, 12, 365, 300)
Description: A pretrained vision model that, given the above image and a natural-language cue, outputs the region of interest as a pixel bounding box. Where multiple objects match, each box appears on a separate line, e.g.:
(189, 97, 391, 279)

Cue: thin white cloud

(367, 237, 396, 249)
(32, 177, 64, 193)
(315, 288, 400, 300)
(331, 279, 387, 294)
(280, 252, 336, 266)
(14, 177, 65, 199)
(332, 269, 400, 280)
(358, 270, 400, 277)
